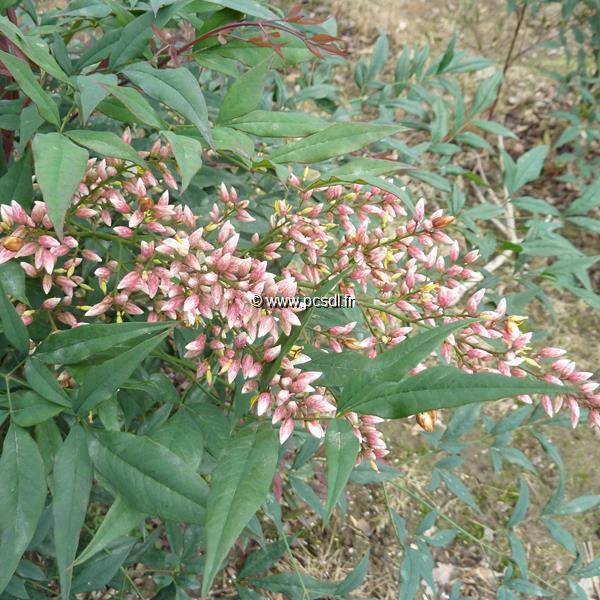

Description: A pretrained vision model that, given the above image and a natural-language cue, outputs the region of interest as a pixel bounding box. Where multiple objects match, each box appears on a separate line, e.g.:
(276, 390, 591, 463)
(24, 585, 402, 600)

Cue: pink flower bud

(264, 345, 281, 362)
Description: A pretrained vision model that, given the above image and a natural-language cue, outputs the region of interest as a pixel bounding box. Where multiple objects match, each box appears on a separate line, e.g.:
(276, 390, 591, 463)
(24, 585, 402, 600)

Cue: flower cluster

(1, 129, 598, 465)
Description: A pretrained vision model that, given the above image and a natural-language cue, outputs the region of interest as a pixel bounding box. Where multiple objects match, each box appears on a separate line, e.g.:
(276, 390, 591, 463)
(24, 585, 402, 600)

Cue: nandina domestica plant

(1, 0, 599, 598)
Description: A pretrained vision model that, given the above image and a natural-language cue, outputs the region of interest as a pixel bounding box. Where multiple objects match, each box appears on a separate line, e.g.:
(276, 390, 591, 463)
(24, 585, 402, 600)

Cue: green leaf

(368, 31, 389, 79)
(0, 424, 46, 595)
(24, 358, 71, 408)
(65, 130, 146, 167)
(11, 390, 64, 427)
(53, 425, 93, 600)
(506, 476, 529, 528)
(472, 119, 517, 139)
(35, 321, 172, 364)
(0, 50, 60, 126)
(202, 422, 279, 596)
(470, 70, 502, 116)
(227, 110, 328, 137)
(565, 179, 600, 215)
(71, 539, 135, 595)
(426, 529, 458, 547)
(109, 12, 154, 69)
(440, 470, 479, 511)
(456, 131, 493, 151)
(542, 518, 576, 554)
(411, 169, 452, 192)
(251, 573, 338, 600)
(324, 419, 360, 523)
(103, 84, 167, 129)
(238, 539, 287, 579)
(32, 133, 89, 239)
(0, 263, 25, 305)
(508, 579, 552, 597)
(76, 329, 169, 414)
(270, 123, 401, 164)
(161, 131, 203, 192)
(302, 347, 368, 388)
(212, 126, 254, 162)
(513, 196, 560, 216)
(508, 531, 528, 578)
(76, 74, 118, 124)
(151, 0, 178, 14)
(335, 550, 370, 595)
(122, 63, 212, 144)
(430, 98, 449, 143)
(340, 320, 474, 406)
(500, 447, 537, 473)
(338, 366, 570, 418)
(0, 150, 33, 208)
(203, 0, 276, 19)
(553, 494, 600, 515)
(507, 145, 549, 195)
(88, 431, 208, 523)
(0, 279, 29, 355)
(218, 57, 270, 123)
(74, 496, 143, 566)
(0, 17, 69, 84)
(183, 402, 231, 458)
(150, 409, 204, 469)
(291, 477, 324, 517)
(35, 418, 63, 475)
(323, 158, 408, 181)
(573, 557, 600, 578)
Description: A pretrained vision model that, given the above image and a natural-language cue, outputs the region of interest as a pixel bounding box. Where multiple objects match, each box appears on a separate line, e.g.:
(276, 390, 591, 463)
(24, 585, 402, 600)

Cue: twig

(488, 1, 528, 120)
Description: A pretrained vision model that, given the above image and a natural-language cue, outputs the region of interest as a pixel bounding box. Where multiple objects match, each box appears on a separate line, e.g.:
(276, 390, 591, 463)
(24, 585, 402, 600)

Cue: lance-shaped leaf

(0, 149, 33, 207)
(343, 320, 477, 406)
(203, 0, 276, 19)
(75, 496, 143, 566)
(109, 12, 154, 69)
(202, 423, 279, 596)
(65, 130, 146, 167)
(24, 358, 71, 407)
(0, 279, 29, 355)
(218, 57, 271, 123)
(302, 347, 368, 388)
(76, 329, 169, 414)
(0, 425, 46, 595)
(0, 262, 26, 304)
(0, 50, 60, 126)
(270, 123, 401, 164)
(35, 321, 172, 364)
(324, 419, 360, 523)
(228, 110, 328, 137)
(323, 158, 409, 182)
(32, 133, 89, 239)
(53, 425, 93, 600)
(88, 431, 208, 523)
(0, 16, 69, 83)
(11, 390, 64, 427)
(150, 409, 204, 469)
(161, 131, 202, 192)
(76, 73, 118, 123)
(507, 476, 529, 528)
(102, 83, 167, 129)
(338, 366, 572, 418)
(122, 62, 212, 144)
